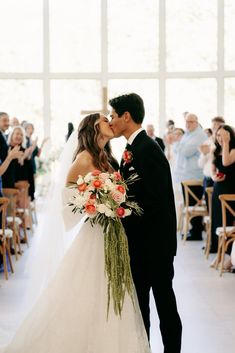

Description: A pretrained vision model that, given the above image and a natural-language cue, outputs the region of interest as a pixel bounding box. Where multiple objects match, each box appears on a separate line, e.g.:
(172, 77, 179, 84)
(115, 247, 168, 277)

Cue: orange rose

(116, 185, 125, 194)
(85, 203, 97, 215)
(92, 179, 103, 188)
(78, 183, 87, 192)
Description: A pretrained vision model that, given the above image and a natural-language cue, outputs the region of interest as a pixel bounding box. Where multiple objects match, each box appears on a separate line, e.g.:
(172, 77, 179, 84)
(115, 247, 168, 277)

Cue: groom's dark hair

(109, 93, 145, 124)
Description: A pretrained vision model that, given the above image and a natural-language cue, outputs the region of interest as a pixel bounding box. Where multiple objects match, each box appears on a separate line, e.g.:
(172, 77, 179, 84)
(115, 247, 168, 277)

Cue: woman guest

(210, 125, 235, 270)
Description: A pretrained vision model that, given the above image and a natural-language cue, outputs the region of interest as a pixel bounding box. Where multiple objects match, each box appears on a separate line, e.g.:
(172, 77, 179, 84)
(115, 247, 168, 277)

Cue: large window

(0, 0, 235, 147)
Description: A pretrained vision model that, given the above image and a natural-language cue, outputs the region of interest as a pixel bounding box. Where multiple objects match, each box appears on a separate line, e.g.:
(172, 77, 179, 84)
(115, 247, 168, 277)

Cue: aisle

(1, 232, 235, 353)
(150, 237, 235, 353)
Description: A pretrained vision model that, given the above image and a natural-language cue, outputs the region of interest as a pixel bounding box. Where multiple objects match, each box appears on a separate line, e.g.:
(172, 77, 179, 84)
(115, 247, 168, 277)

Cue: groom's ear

(123, 111, 132, 122)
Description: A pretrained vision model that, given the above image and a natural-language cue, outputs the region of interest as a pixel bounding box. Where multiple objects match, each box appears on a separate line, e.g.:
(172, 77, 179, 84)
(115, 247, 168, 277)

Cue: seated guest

(0, 112, 17, 188)
(0, 146, 23, 260)
(173, 113, 207, 240)
(7, 126, 32, 185)
(146, 123, 165, 151)
(25, 123, 49, 200)
(198, 117, 225, 210)
(204, 128, 213, 138)
(168, 128, 185, 179)
(7, 126, 33, 230)
(0, 146, 23, 193)
(210, 125, 235, 260)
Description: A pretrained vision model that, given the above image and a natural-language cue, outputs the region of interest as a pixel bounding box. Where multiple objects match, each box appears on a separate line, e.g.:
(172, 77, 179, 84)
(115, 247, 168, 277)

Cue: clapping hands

(8, 145, 23, 161)
(199, 144, 210, 155)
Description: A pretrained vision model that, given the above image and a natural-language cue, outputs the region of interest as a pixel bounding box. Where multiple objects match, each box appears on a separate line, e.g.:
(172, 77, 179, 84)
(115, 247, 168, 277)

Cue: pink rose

(111, 190, 125, 203)
(113, 171, 122, 181)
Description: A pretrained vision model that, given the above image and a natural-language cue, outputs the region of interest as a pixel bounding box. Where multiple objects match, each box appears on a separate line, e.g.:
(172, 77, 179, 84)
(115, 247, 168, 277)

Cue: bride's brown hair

(73, 113, 119, 171)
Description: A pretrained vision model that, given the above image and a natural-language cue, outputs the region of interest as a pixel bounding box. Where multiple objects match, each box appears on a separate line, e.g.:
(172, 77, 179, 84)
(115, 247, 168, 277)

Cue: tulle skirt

(4, 222, 150, 353)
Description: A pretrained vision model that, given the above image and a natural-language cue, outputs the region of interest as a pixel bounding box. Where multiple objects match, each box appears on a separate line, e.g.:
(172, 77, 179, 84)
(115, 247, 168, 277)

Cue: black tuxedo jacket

(155, 136, 165, 152)
(120, 130, 177, 262)
(0, 133, 16, 188)
(0, 132, 8, 162)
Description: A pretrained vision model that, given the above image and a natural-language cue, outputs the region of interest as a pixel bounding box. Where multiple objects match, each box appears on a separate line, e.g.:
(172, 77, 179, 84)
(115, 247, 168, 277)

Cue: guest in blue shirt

(173, 113, 207, 240)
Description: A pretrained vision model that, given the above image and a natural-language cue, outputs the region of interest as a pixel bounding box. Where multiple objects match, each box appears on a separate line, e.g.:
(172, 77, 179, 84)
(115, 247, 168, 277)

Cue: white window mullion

(159, 0, 166, 136)
(217, 0, 224, 117)
(101, 0, 108, 92)
(43, 0, 51, 142)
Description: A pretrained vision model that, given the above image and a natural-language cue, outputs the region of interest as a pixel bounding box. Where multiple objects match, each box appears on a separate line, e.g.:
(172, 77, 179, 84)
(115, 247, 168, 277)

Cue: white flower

(97, 204, 114, 217)
(105, 178, 115, 190)
(124, 209, 132, 217)
(72, 194, 87, 208)
(84, 172, 93, 183)
(97, 204, 107, 213)
(77, 175, 84, 185)
(105, 208, 114, 217)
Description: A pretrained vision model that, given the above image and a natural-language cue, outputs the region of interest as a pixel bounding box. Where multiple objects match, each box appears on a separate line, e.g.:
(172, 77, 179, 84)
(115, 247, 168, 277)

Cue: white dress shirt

(127, 128, 144, 145)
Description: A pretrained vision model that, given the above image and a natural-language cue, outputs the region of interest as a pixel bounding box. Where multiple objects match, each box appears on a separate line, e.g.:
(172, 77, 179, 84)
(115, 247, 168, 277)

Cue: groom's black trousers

(130, 254, 182, 353)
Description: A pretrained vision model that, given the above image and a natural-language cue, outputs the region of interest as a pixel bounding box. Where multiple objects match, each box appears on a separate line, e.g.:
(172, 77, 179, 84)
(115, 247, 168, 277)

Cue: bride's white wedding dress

(4, 188, 150, 353)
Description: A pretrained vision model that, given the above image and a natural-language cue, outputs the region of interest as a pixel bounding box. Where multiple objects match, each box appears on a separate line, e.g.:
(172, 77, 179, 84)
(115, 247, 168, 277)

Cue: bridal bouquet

(67, 170, 141, 317)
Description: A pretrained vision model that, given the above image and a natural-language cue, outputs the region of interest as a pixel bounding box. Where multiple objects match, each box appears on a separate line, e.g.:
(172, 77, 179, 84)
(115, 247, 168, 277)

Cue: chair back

(2, 188, 19, 218)
(14, 181, 30, 209)
(0, 197, 9, 236)
(219, 194, 235, 235)
(182, 180, 204, 209)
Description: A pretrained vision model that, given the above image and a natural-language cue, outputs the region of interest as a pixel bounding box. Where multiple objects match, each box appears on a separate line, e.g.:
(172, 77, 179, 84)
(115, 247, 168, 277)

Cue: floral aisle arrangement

(67, 170, 142, 317)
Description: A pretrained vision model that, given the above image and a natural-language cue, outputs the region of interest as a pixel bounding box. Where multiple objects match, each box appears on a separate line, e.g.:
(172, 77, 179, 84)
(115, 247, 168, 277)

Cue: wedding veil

(1, 131, 84, 347)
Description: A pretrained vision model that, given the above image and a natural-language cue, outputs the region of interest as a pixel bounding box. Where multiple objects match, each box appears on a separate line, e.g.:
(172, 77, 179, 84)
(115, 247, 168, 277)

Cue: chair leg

(219, 242, 226, 277)
(177, 204, 183, 233)
(215, 238, 222, 270)
(34, 208, 38, 225)
(2, 245, 8, 280)
(22, 224, 29, 247)
(183, 215, 189, 243)
(6, 242, 14, 274)
(12, 232, 18, 260)
(205, 223, 211, 259)
(28, 208, 34, 234)
(16, 228, 23, 255)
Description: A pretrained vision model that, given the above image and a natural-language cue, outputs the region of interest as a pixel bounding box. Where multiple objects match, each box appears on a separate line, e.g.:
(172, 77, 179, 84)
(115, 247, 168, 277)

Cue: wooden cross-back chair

(15, 181, 33, 242)
(0, 197, 14, 280)
(214, 194, 235, 276)
(181, 180, 208, 243)
(2, 188, 23, 259)
(204, 186, 213, 259)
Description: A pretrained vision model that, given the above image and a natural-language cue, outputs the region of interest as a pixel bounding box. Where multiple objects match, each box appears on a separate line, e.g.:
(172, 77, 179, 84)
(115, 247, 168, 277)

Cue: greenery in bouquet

(67, 170, 142, 317)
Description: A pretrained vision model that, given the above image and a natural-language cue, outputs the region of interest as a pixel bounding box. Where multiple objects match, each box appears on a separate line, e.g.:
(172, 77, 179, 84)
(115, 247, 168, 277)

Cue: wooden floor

(1, 226, 235, 353)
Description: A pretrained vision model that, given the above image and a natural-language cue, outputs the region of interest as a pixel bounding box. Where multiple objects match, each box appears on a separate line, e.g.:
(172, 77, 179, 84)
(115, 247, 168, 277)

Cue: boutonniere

(122, 150, 133, 165)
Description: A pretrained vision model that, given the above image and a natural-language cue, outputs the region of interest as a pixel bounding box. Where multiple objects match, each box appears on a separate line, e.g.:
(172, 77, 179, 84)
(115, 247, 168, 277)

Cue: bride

(4, 113, 151, 353)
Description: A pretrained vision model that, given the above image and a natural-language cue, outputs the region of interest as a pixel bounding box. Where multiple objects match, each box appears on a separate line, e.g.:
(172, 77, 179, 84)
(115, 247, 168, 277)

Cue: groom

(109, 93, 182, 353)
